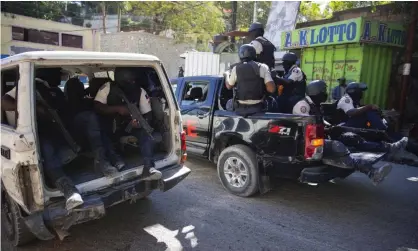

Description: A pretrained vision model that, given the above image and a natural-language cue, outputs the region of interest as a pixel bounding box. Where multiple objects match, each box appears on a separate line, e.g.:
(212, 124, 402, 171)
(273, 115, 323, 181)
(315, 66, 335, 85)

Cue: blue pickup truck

(170, 76, 365, 197)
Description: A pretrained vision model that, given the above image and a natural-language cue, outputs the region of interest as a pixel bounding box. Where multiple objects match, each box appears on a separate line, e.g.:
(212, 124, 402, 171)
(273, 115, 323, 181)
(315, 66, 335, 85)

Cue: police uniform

(250, 37, 276, 70)
(94, 82, 152, 115)
(228, 61, 273, 106)
(336, 94, 357, 114)
(292, 96, 313, 115)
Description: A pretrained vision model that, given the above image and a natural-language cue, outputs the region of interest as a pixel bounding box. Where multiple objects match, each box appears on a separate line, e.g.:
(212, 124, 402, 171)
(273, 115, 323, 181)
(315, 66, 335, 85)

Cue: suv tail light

(180, 130, 187, 164)
(304, 124, 324, 160)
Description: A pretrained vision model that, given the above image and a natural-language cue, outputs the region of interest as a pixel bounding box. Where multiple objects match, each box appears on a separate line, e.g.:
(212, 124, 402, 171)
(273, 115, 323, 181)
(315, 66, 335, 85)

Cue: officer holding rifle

(94, 67, 162, 180)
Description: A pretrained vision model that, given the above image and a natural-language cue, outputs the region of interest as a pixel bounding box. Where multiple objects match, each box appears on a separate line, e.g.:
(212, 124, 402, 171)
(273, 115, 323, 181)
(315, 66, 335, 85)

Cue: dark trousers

(235, 102, 263, 117)
(336, 132, 390, 153)
(39, 135, 74, 183)
(344, 110, 388, 131)
(322, 139, 379, 174)
(73, 111, 116, 156)
(130, 129, 162, 168)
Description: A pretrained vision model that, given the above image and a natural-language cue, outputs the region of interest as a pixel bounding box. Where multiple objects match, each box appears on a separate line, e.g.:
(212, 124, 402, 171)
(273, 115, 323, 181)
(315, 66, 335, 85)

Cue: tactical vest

(235, 61, 265, 101)
(255, 37, 276, 70)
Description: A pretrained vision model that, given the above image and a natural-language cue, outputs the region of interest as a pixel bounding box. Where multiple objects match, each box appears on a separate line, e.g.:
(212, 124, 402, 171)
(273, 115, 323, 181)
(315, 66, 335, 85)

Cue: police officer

(276, 52, 307, 113)
(292, 80, 407, 185)
(248, 22, 276, 70)
(225, 44, 276, 116)
(94, 67, 162, 180)
(336, 82, 386, 130)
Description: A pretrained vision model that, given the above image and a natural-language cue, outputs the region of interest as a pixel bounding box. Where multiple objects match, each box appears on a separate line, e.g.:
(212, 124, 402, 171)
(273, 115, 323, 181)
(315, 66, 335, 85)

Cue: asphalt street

(2, 157, 418, 251)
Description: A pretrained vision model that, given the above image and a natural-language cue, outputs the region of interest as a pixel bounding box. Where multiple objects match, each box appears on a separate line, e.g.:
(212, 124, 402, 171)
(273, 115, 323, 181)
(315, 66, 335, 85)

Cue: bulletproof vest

(255, 37, 276, 70)
(304, 98, 321, 117)
(106, 83, 125, 106)
(235, 61, 265, 101)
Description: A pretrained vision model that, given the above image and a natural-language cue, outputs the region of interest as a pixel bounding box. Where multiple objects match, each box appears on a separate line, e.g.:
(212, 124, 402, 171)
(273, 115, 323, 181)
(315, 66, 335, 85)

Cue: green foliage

(125, 1, 225, 43)
(298, 1, 401, 23)
(215, 1, 272, 30)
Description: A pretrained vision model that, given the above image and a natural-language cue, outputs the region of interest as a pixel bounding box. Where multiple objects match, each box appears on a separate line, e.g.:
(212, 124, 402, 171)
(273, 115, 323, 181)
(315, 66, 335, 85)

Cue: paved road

(2, 157, 418, 251)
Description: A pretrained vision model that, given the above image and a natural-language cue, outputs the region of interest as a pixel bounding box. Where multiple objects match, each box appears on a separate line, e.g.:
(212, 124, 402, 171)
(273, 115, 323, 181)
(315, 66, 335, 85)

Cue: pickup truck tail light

(180, 130, 187, 164)
(304, 124, 324, 160)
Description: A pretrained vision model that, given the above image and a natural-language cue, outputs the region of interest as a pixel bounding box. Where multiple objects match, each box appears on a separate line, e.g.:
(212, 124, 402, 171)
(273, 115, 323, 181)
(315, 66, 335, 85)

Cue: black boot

(141, 162, 162, 181)
(354, 157, 393, 186)
(95, 148, 118, 176)
(109, 153, 126, 171)
(385, 137, 408, 154)
(55, 176, 84, 211)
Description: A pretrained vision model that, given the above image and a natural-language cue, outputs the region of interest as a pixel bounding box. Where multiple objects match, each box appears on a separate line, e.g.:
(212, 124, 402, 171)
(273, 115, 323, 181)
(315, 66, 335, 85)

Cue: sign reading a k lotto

(281, 17, 406, 49)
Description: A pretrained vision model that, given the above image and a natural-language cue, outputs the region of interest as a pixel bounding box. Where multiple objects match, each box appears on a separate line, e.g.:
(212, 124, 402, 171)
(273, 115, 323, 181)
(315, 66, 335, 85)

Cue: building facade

(1, 12, 100, 58)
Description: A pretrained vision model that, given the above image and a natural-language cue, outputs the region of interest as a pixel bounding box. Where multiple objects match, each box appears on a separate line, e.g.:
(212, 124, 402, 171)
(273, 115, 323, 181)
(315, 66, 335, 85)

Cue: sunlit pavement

(2, 157, 418, 251)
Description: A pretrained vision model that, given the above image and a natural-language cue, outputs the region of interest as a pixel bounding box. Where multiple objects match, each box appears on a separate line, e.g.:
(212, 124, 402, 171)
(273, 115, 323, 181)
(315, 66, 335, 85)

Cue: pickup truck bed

(172, 76, 357, 196)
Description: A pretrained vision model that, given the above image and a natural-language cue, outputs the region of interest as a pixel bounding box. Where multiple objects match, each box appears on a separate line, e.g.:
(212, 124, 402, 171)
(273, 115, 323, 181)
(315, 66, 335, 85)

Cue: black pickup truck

(173, 76, 356, 197)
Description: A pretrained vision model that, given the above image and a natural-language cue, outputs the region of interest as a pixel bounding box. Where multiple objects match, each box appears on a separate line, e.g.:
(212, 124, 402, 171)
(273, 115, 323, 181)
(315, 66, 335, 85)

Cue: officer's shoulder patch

(300, 106, 307, 113)
(292, 68, 300, 74)
(345, 98, 351, 104)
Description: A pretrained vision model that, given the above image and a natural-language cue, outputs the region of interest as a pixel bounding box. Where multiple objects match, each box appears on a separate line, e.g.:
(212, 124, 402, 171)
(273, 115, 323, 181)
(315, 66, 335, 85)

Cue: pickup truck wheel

(1, 191, 36, 246)
(217, 145, 259, 197)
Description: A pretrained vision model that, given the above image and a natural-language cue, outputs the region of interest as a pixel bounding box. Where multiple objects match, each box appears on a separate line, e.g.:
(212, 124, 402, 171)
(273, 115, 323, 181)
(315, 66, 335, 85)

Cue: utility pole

(399, 2, 418, 128)
(101, 1, 107, 33)
(253, 1, 258, 23)
(231, 1, 237, 43)
(117, 3, 121, 32)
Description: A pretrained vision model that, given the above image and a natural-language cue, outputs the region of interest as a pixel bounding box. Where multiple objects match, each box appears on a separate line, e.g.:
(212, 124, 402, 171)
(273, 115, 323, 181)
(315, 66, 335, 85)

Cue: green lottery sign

(281, 17, 406, 49)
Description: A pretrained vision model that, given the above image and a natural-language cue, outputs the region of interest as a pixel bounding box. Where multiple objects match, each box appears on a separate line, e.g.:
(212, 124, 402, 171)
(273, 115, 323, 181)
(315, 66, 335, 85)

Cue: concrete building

(1, 12, 100, 58)
(100, 31, 195, 78)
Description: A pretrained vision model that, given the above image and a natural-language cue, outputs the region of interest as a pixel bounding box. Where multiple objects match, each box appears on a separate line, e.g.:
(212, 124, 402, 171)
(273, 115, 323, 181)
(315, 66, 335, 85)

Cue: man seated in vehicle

(65, 77, 125, 176)
(275, 52, 307, 113)
(336, 82, 386, 130)
(94, 67, 162, 180)
(225, 44, 276, 116)
(1, 70, 84, 211)
(292, 80, 409, 185)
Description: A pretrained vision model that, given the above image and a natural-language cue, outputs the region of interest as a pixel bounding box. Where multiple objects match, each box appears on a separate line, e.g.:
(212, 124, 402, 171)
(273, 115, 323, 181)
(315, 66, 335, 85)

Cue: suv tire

(217, 144, 259, 197)
(1, 187, 36, 246)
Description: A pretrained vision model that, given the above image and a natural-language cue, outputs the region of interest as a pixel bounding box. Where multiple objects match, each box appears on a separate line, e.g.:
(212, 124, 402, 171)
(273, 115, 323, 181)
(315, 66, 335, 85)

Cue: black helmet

(282, 52, 298, 63)
(306, 80, 327, 96)
(345, 82, 367, 95)
(238, 44, 256, 62)
(248, 22, 263, 32)
(114, 67, 137, 84)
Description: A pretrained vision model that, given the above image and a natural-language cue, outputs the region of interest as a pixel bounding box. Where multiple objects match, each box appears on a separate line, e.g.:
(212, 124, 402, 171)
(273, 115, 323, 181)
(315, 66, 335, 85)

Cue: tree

(215, 1, 272, 31)
(297, 1, 397, 23)
(124, 2, 225, 42)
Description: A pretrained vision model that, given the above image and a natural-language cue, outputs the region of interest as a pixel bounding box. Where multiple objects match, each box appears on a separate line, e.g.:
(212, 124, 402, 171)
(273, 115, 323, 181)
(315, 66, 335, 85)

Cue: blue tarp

(1, 54, 10, 59)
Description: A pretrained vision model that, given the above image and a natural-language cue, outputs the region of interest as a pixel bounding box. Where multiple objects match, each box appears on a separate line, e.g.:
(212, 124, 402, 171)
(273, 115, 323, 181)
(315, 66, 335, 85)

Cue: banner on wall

(264, 1, 301, 52)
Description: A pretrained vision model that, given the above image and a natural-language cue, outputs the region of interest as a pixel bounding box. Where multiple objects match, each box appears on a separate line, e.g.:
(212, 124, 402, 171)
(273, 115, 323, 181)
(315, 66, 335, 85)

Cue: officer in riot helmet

(248, 22, 276, 70)
(336, 82, 386, 130)
(94, 67, 162, 180)
(276, 52, 307, 113)
(225, 44, 276, 116)
(292, 80, 327, 116)
(291, 80, 407, 186)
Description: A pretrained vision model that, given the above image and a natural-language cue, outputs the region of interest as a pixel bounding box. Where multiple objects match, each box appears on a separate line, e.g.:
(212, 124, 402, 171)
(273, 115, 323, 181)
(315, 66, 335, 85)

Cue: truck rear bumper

(261, 157, 354, 183)
(24, 164, 191, 240)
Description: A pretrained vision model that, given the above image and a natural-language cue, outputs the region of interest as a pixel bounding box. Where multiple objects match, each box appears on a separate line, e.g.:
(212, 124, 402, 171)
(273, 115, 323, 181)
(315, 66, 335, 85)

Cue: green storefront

(281, 17, 406, 108)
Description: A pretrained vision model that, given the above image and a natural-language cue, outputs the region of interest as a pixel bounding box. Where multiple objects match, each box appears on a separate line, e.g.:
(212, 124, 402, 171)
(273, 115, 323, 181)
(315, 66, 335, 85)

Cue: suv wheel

(1, 188, 36, 246)
(217, 145, 259, 197)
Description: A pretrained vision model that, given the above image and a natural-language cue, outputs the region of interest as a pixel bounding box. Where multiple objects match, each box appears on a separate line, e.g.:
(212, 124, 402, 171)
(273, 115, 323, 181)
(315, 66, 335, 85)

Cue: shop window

(61, 33, 83, 48)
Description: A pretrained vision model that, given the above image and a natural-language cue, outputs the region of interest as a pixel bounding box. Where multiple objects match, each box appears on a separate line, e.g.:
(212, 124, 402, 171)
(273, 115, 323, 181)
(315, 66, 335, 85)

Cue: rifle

(36, 91, 81, 153)
(112, 85, 154, 140)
